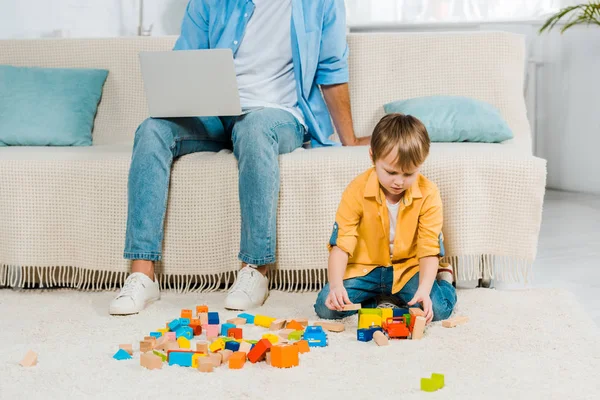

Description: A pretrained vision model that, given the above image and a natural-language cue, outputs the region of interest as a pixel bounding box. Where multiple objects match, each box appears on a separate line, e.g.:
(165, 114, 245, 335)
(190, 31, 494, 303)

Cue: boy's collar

(364, 168, 422, 205)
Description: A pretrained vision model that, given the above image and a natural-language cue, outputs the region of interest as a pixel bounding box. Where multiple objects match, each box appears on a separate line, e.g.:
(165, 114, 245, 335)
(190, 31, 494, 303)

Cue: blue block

(113, 349, 132, 360)
(168, 319, 181, 331)
(238, 313, 255, 324)
(168, 351, 193, 367)
(303, 326, 328, 347)
(149, 331, 162, 338)
(179, 318, 190, 326)
(225, 341, 240, 352)
(221, 323, 236, 337)
(393, 308, 410, 317)
(357, 326, 383, 342)
(207, 312, 220, 325)
(175, 326, 194, 340)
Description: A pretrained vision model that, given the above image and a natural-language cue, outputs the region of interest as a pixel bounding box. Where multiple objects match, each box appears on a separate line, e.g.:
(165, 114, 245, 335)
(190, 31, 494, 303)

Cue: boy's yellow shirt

(328, 167, 444, 293)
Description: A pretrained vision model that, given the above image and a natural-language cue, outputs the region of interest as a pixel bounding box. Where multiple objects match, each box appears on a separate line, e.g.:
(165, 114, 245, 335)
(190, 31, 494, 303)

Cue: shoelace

(229, 268, 256, 294)
(118, 275, 145, 298)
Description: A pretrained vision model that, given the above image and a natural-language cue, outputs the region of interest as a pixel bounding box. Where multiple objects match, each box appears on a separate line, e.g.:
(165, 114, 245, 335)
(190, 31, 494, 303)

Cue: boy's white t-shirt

(386, 199, 400, 257)
(233, 0, 306, 127)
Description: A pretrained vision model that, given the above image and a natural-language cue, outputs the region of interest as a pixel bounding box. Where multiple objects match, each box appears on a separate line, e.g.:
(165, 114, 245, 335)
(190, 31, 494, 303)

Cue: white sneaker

(109, 272, 160, 315)
(224, 266, 269, 310)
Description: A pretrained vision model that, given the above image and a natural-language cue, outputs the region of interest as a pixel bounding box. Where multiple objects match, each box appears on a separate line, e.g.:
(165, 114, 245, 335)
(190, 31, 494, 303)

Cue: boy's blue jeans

(123, 107, 306, 265)
(314, 266, 457, 321)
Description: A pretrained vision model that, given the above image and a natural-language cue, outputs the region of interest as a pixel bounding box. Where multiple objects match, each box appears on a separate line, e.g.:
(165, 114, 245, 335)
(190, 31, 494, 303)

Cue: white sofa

(0, 32, 546, 292)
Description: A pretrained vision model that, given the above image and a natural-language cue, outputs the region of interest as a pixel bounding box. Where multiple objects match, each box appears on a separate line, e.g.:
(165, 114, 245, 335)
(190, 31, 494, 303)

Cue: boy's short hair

(370, 113, 430, 171)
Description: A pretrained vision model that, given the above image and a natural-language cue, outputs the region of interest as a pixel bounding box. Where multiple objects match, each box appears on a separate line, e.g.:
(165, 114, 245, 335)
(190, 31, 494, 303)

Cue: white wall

(1, 1, 599, 193)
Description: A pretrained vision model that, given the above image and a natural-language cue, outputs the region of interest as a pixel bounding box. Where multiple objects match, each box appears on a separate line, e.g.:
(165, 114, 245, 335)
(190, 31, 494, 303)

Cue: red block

(228, 328, 243, 339)
(247, 338, 271, 363)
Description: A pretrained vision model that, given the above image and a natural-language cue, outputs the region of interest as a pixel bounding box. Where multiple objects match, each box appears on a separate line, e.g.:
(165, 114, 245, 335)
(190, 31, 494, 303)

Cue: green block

(288, 330, 304, 341)
(221, 337, 233, 342)
(403, 314, 411, 326)
(152, 350, 167, 362)
(358, 308, 382, 316)
(245, 340, 258, 344)
(431, 373, 445, 389)
(421, 378, 438, 392)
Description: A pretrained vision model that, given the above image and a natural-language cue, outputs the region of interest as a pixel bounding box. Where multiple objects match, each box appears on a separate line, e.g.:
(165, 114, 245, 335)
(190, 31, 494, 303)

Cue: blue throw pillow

(0, 65, 109, 146)
(383, 96, 514, 143)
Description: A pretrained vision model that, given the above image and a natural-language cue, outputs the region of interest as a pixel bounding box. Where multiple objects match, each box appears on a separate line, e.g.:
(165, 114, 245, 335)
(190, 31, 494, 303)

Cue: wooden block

(266, 351, 272, 365)
(279, 329, 294, 339)
(269, 319, 286, 330)
(196, 305, 208, 315)
(143, 336, 156, 349)
(199, 312, 208, 326)
(254, 315, 276, 328)
(220, 349, 234, 362)
(294, 340, 310, 354)
(140, 352, 163, 370)
(412, 316, 426, 340)
(181, 309, 193, 319)
(19, 350, 37, 367)
(140, 340, 153, 353)
(228, 351, 246, 369)
(154, 336, 168, 351)
(227, 327, 243, 340)
(313, 321, 345, 332)
(119, 344, 133, 355)
(286, 318, 308, 327)
(198, 357, 214, 372)
(342, 303, 361, 311)
(227, 317, 247, 326)
(373, 330, 389, 346)
(238, 341, 252, 355)
(209, 353, 222, 367)
(209, 338, 225, 353)
(442, 316, 469, 328)
(409, 308, 426, 317)
(286, 320, 304, 331)
(165, 341, 180, 351)
(177, 337, 191, 349)
(165, 332, 176, 342)
(196, 341, 208, 354)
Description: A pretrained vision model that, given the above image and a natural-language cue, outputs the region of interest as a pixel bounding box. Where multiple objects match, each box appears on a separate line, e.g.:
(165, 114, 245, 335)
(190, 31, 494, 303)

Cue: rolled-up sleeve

(173, 0, 209, 51)
(328, 184, 363, 258)
(315, 0, 349, 85)
(417, 190, 444, 259)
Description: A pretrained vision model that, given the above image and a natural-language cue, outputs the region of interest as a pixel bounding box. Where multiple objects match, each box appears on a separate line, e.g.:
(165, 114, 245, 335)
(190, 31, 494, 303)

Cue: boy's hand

(408, 289, 433, 323)
(325, 285, 351, 311)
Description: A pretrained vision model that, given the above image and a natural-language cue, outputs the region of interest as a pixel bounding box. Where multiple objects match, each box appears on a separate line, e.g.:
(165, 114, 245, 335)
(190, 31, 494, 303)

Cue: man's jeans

(314, 267, 457, 321)
(123, 107, 306, 265)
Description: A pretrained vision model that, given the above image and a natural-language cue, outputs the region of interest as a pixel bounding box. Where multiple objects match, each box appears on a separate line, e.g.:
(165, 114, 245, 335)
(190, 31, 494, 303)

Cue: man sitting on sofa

(109, 0, 369, 315)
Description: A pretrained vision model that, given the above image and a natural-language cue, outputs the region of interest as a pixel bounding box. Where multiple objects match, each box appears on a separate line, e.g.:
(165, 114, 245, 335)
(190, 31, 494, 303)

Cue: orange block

(294, 340, 310, 354)
(190, 319, 202, 335)
(228, 351, 246, 369)
(228, 327, 243, 340)
(181, 309, 193, 319)
(196, 305, 209, 315)
(286, 320, 304, 331)
(271, 344, 299, 368)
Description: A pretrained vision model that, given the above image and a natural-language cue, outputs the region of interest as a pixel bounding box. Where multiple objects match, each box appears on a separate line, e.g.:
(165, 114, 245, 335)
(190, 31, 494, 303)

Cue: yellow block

(157, 328, 169, 336)
(254, 315, 276, 328)
(358, 314, 382, 329)
(191, 353, 207, 368)
(209, 338, 225, 353)
(177, 337, 191, 349)
(262, 333, 279, 345)
(380, 308, 393, 325)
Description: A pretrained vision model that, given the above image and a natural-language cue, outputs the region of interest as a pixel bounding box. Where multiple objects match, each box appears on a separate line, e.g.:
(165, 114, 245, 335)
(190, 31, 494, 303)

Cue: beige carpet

(1, 288, 599, 400)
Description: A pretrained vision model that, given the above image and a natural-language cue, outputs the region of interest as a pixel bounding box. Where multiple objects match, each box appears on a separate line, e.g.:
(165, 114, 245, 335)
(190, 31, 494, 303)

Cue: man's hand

(345, 136, 371, 146)
(325, 284, 351, 311)
(408, 288, 434, 323)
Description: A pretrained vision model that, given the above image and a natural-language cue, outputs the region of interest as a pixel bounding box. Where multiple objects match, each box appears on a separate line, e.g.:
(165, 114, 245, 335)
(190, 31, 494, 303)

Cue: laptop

(139, 49, 242, 118)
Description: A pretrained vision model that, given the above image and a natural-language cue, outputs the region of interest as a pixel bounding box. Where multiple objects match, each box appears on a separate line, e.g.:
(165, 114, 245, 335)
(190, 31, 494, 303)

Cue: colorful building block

(19, 350, 38, 367)
(113, 349, 132, 360)
(168, 319, 181, 331)
(303, 326, 327, 347)
(271, 344, 299, 368)
(209, 338, 226, 353)
(287, 318, 309, 327)
(152, 350, 167, 362)
(140, 352, 163, 370)
(409, 307, 425, 317)
(209, 353, 222, 367)
(168, 351, 193, 367)
(177, 336, 191, 349)
(189, 319, 202, 336)
(228, 327, 243, 339)
(238, 341, 252, 354)
(279, 329, 294, 338)
(269, 319, 286, 330)
(181, 309, 193, 319)
(373, 330, 389, 346)
(393, 308, 410, 317)
(254, 315, 276, 328)
(220, 349, 234, 362)
(199, 312, 208, 325)
(403, 314, 411, 327)
(412, 316, 426, 340)
(119, 344, 133, 355)
(207, 312, 220, 325)
(442, 316, 469, 328)
(221, 323, 236, 337)
(357, 326, 383, 342)
(262, 333, 279, 345)
(238, 313, 255, 324)
(286, 320, 304, 331)
(341, 303, 362, 311)
(225, 340, 241, 352)
(196, 305, 208, 315)
(431, 373, 445, 388)
(196, 341, 208, 354)
(294, 340, 310, 354)
(313, 322, 345, 332)
(175, 326, 194, 340)
(358, 313, 382, 329)
(157, 328, 169, 336)
(179, 318, 191, 326)
(198, 357, 214, 372)
(380, 308, 393, 324)
(228, 351, 246, 369)
(165, 332, 176, 342)
(149, 332, 162, 339)
(205, 324, 219, 339)
(227, 317, 247, 325)
(247, 338, 272, 363)
(288, 330, 304, 341)
(421, 378, 437, 392)
(140, 340, 153, 353)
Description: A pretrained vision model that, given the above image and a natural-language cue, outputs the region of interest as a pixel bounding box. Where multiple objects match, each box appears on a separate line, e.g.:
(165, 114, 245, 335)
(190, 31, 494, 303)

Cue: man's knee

(232, 109, 294, 151)
(134, 118, 176, 149)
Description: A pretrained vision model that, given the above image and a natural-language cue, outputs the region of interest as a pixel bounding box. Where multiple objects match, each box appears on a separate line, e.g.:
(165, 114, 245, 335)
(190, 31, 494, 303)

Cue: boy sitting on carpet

(314, 113, 456, 323)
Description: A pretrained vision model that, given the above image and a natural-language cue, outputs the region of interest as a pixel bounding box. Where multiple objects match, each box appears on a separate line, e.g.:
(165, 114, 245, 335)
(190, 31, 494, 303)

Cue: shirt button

(233, 40, 238, 45)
